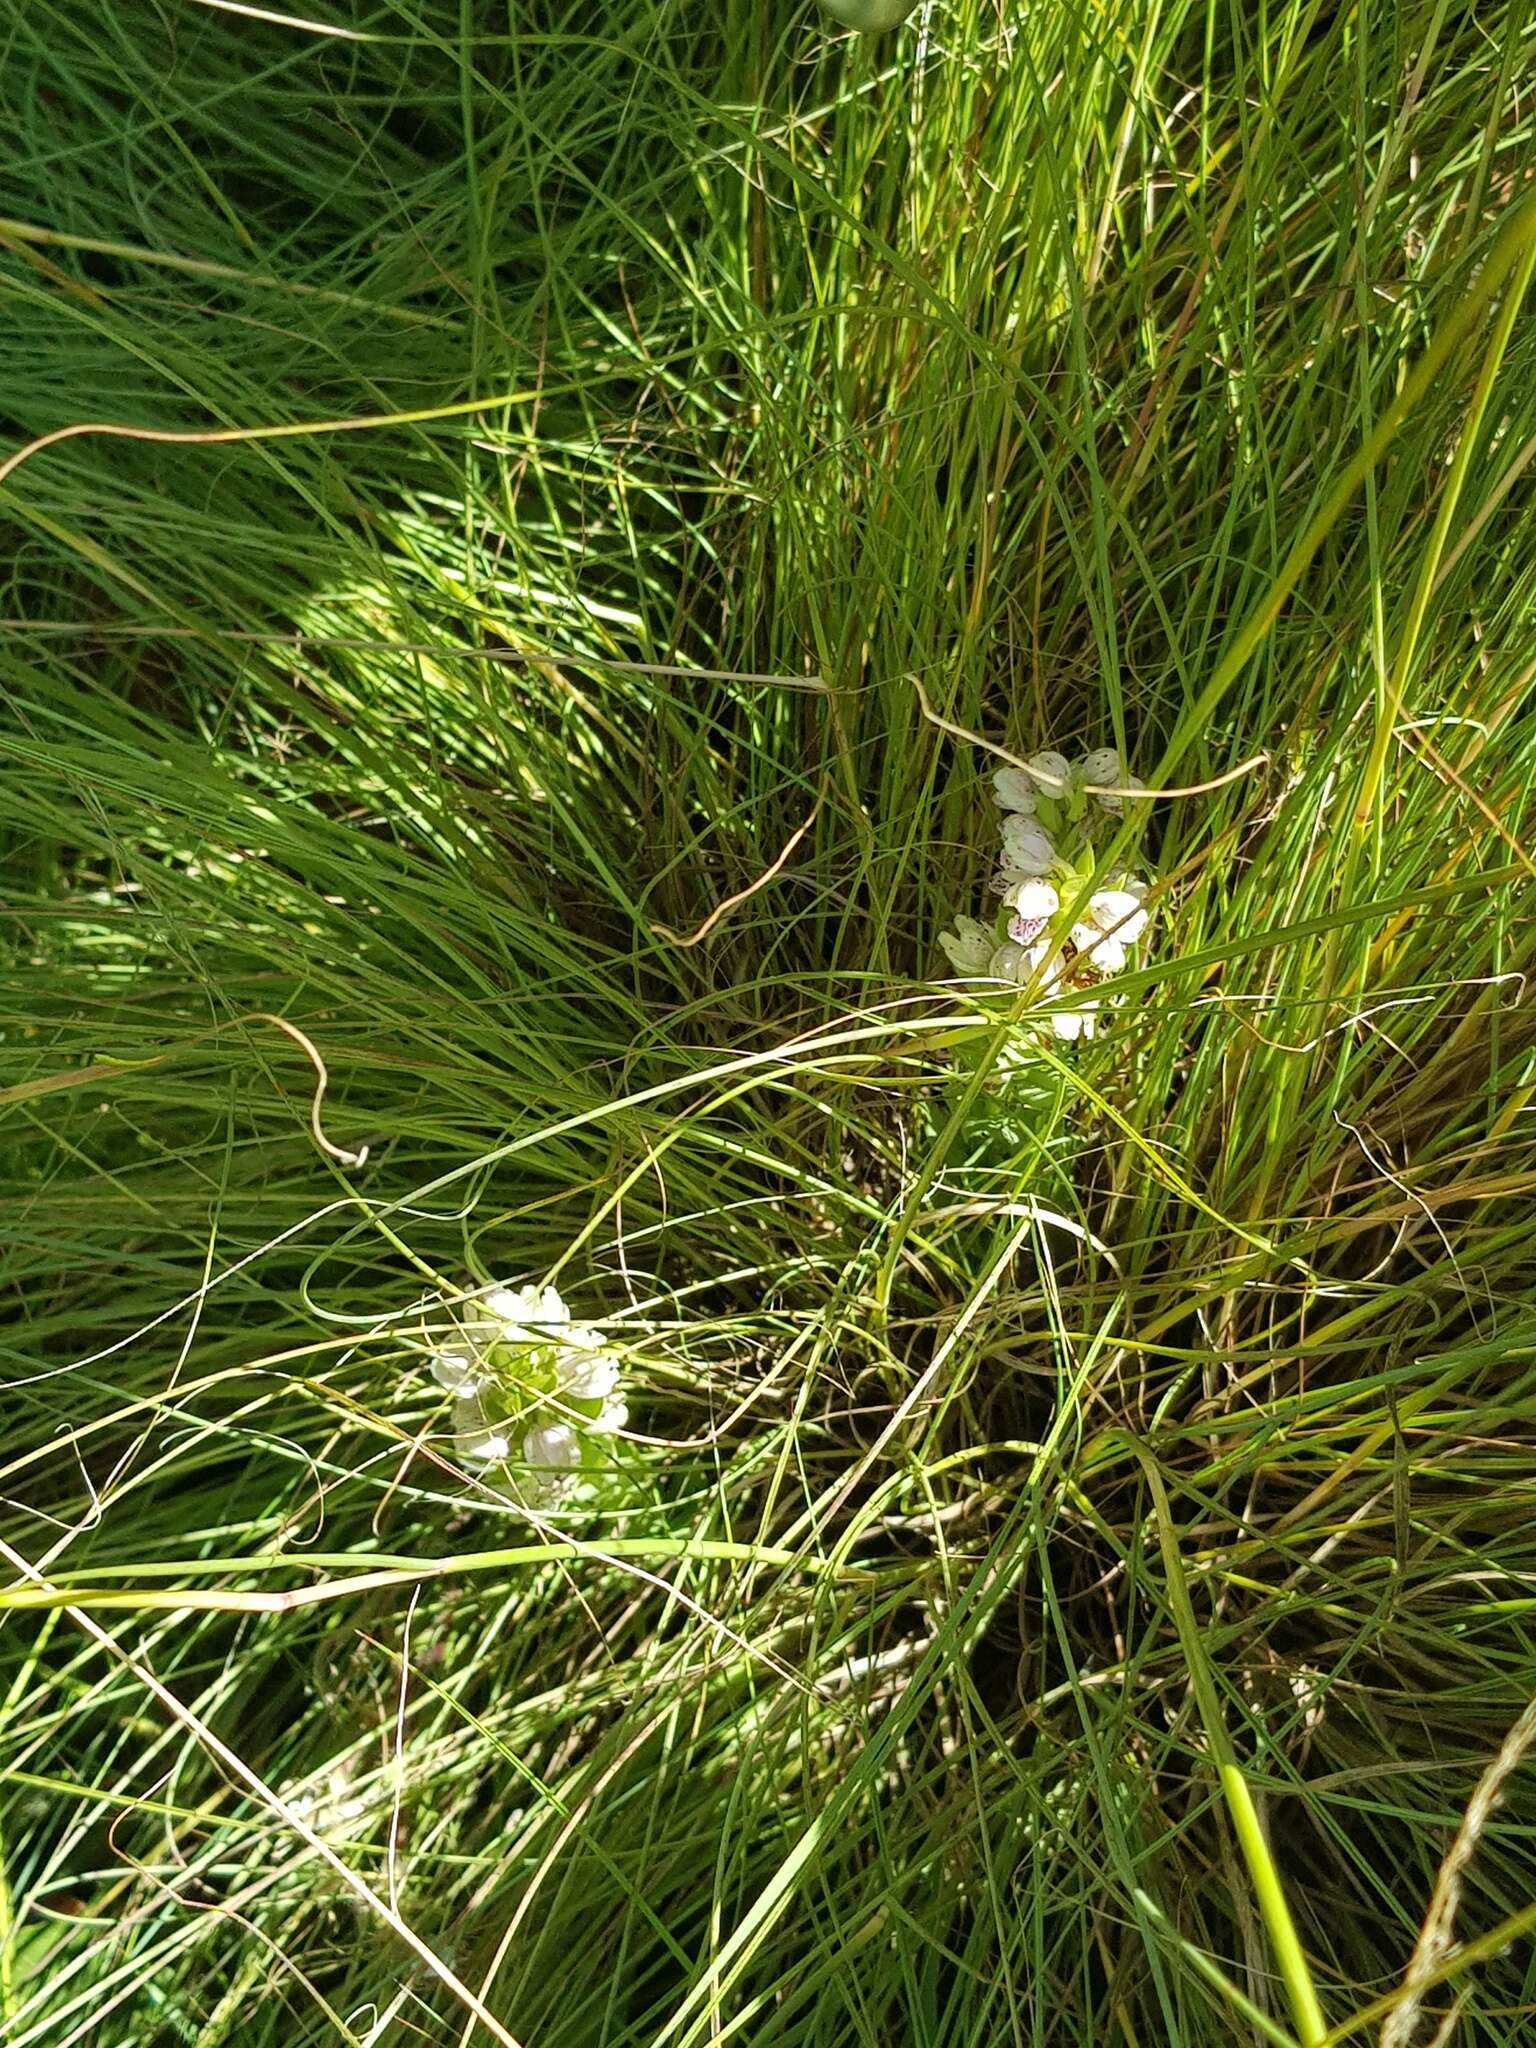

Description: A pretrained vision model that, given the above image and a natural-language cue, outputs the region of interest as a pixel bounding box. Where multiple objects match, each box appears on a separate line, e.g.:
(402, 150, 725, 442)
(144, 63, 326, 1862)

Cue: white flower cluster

(424, 1282, 626, 1504)
(938, 746, 1152, 1042)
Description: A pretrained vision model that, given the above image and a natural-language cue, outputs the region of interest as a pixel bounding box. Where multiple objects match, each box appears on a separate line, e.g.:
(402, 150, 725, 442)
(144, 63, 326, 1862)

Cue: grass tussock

(4, 1, 1536, 2043)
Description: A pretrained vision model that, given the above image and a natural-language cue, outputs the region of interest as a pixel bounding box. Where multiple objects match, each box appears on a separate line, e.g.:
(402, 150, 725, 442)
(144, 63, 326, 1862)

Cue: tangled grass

(4, 1, 1536, 2043)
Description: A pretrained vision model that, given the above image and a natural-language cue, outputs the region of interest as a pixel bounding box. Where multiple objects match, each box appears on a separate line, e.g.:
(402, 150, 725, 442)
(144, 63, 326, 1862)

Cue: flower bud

(1001, 816, 1056, 873)
(939, 915, 995, 977)
(987, 940, 1032, 983)
(1096, 770, 1146, 817)
(1080, 747, 1122, 789)
(992, 766, 1039, 815)
(1025, 749, 1072, 793)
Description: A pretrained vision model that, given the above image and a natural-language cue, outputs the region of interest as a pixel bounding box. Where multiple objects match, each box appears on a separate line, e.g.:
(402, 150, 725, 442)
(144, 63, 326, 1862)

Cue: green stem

(1133, 1445, 1329, 2048)
(1165, 193, 1536, 775)
(1352, 223, 1536, 830)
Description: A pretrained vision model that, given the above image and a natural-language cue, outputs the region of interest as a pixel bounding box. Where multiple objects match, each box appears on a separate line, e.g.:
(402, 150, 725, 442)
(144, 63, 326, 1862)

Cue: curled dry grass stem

(907, 673, 1272, 800)
(0, 1012, 366, 1167)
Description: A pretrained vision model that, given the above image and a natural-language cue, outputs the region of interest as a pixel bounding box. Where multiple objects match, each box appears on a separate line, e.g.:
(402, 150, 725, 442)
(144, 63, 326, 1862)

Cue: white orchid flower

(485, 1282, 567, 1331)
(590, 1394, 629, 1437)
(1009, 878, 1059, 921)
(1086, 886, 1149, 945)
(523, 1422, 580, 1472)
(987, 935, 1059, 987)
(1008, 878, 1059, 949)
(454, 1394, 512, 1464)
(1071, 927, 1127, 976)
(419, 1277, 629, 1500)
(429, 1350, 483, 1395)
(986, 939, 1034, 984)
(945, 733, 1157, 1059)
(560, 1349, 621, 1404)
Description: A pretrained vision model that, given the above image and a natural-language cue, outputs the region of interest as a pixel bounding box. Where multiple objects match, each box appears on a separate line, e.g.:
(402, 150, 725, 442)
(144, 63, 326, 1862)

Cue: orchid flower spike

(416, 1279, 628, 1506)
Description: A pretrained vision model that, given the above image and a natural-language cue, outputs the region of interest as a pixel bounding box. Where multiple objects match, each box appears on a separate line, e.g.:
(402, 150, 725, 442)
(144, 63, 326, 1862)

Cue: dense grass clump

(4, 2, 1536, 2043)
